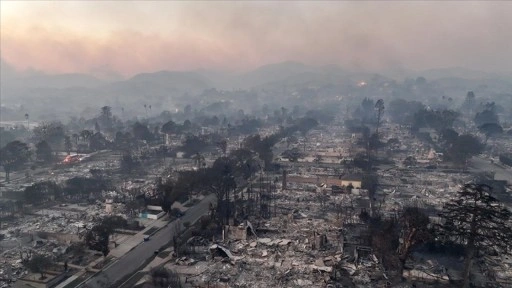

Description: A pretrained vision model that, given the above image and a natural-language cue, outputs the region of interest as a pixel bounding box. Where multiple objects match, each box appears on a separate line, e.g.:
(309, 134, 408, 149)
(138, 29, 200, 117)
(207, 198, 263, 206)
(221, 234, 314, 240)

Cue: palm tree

(80, 130, 93, 143)
(24, 113, 29, 129)
(64, 136, 72, 155)
(375, 99, 385, 135)
(193, 152, 205, 169)
(72, 133, 79, 146)
(100, 106, 113, 130)
(100, 106, 112, 121)
(217, 140, 227, 156)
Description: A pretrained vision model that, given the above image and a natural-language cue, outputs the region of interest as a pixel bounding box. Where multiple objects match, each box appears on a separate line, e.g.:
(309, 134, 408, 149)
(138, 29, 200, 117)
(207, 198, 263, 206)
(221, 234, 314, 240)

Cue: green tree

(89, 132, 110, 151)
(192, 152, 205, 168)
(478, 123, 503, 143)
(33, 122, 65, 150)
(370, 217, 400, 272)
(461, 91, 476, 113)
(79, 130, 93, 142)
(100, 105, 112, 119)
(132, 122, 153, 141)
(24, 181, 62, 205)
(0, 140, 31, 182)
(36, 140, 53, 163)
(358, 97, 375, 123)
(208, 157, 237, 225)
(446, 134, 484, 167)
(228, 148, 258, 179)
(439, 128, 459, 145)
(64, 176, 111, 200)
(374, 99, 385, 135)
(64, 135, 72, 155)
(243, 134, 274, 169)
(437, 184, 512, 288)
(217, 139, 227, 156)
(161, 120, 178, 135)
(114, 131, 133, 152)
(388, 99, 424, 125)
(182, 119, 192, 131)
(157, 180, 175, 213)
(24, 254, 53, 279)
(120, 153, 141, 174)
(180, 135, 209, 158)
(412, 109, 459, 132)
(94, 121, 101, 133)
(0, 128, 17, 148)
(85, 223, 111, 256)
(397, 207, 431, 278)
(72, 133, 79, 146)
(281, 147, 303, 162)
(85, 216, 127, 257)
(101, 215, 128, 230)
(99, 106, 113, 130)
(474, 102, 499, 127)
(368, 132, 386, 151)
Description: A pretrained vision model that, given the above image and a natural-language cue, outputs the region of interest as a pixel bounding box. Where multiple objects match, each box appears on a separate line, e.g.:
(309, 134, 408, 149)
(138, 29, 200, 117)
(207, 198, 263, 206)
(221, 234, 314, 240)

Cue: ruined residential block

(311, 231, 328, 250)
(223, 220, 257, 240)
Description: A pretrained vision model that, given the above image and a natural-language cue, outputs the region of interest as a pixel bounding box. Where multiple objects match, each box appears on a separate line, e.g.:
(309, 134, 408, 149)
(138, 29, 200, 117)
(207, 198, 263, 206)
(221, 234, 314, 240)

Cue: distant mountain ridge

(3, 58, 510, 91)
(127, 70, 212, 90)
(420, 67, 504, 80)
(234, 61, 360, 88)
(1, 58, 511, 122)
(2, 58, 511, 109)
(1, 60, 106, 89)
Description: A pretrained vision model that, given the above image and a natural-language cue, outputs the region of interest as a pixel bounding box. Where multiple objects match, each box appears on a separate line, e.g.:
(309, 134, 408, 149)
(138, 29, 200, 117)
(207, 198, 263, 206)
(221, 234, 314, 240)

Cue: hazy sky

(1, 1, 511, 78)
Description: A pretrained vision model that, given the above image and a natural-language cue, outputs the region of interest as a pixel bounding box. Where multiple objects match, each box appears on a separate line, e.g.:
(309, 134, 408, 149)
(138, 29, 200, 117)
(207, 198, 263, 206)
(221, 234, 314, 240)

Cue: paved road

(79, 194, 216, 288)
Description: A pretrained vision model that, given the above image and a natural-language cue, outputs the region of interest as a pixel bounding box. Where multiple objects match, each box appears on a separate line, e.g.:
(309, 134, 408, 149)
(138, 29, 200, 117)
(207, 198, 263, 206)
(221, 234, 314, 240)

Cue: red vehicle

(62, 154, 81, 164)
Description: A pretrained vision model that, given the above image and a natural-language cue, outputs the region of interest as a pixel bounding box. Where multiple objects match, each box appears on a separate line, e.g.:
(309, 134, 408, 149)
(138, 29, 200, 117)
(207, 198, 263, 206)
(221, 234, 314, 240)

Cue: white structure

(105, 199, 113, 213)
(139, 205, 166, 220)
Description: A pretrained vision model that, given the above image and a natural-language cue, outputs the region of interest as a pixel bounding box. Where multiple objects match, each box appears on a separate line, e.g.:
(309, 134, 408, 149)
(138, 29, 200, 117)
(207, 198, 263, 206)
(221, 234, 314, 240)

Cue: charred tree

(397, 207, 431, 279)
(437, 184, 512, 288)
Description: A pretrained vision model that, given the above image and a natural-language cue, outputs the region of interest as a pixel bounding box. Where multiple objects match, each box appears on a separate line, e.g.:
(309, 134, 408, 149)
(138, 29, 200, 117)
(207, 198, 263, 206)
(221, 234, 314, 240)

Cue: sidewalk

(142, 248, 175, 272)
(108, 216, 169, 258)
(83, 216, 169, 269)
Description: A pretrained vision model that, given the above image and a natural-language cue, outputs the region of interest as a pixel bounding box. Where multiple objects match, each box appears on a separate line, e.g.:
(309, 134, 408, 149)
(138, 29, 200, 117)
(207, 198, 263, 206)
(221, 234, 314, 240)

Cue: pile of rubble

(162, 186, 392, 288)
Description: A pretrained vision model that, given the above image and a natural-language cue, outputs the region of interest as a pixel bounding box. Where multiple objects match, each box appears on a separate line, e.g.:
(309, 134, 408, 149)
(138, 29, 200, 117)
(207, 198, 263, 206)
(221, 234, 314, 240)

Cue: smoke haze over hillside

(1, 1, 512, 78)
